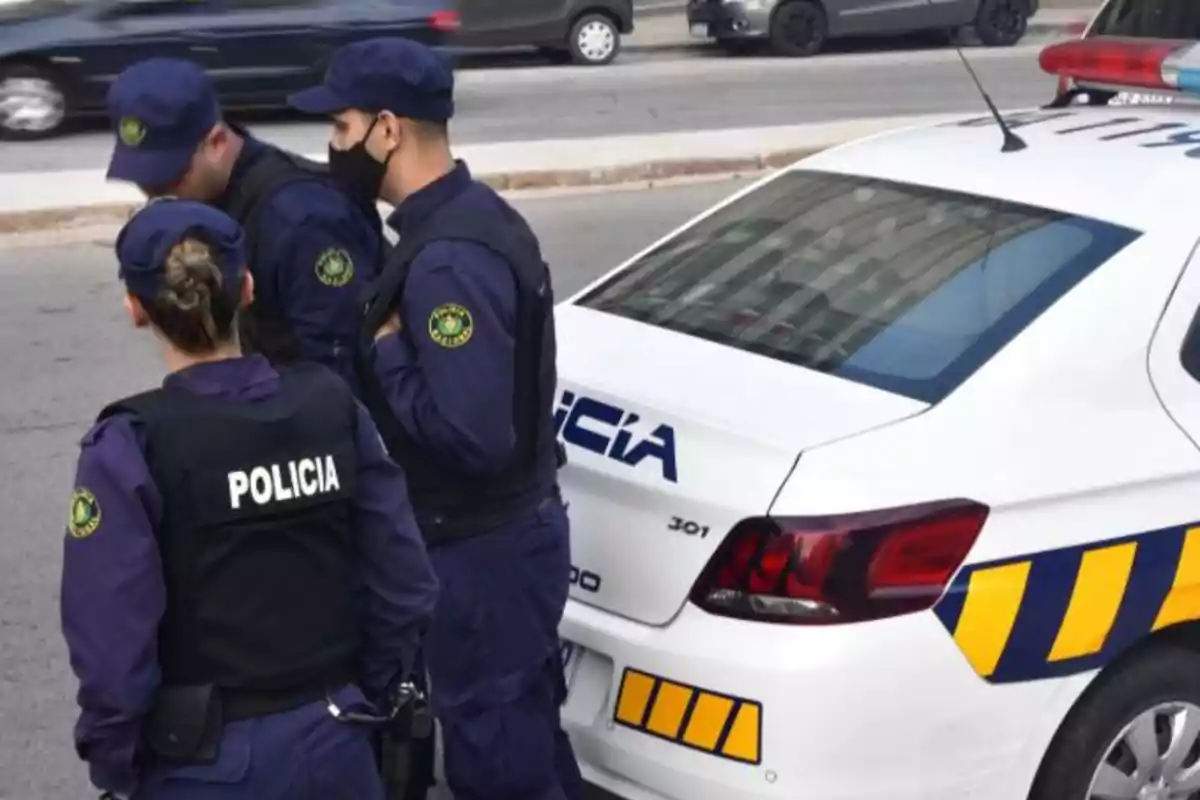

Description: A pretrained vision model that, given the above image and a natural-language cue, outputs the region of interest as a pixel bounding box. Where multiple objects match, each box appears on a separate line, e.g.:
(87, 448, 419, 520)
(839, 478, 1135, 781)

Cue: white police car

(553, 37, 1200, 800)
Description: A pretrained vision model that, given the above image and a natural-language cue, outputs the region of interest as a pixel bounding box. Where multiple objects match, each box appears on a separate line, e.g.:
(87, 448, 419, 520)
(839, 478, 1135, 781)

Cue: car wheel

(567, 13, 621, 65)
(0, 63, 67, 141)
(1029, 643, 1200, 800)
(768, 0, 828, 58)
(974, 0, 1029, 47)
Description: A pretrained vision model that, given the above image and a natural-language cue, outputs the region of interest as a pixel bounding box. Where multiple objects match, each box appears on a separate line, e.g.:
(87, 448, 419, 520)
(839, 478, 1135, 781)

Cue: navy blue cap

(116, 199, 246, 302)
(105, 58, 220, 190)
(287, 37, 454, 121)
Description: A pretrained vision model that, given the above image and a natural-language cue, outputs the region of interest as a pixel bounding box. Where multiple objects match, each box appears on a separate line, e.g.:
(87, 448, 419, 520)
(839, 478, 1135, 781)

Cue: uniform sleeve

(370, 241, 518, 474)
(257, 186, 381, 379)
(350, 402, 440, 703)
(60, 415, 165, 796)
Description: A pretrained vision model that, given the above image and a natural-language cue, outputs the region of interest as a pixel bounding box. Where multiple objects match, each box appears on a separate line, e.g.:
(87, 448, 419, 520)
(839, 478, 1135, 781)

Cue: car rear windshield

(573, 170, 1140, 404)
(1090, 0, 1200, 38)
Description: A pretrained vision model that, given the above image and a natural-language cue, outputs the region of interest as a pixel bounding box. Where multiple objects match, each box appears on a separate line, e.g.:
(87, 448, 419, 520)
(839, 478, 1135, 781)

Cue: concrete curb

(0, 113, 968, 236)
(487, 146, 820, 189)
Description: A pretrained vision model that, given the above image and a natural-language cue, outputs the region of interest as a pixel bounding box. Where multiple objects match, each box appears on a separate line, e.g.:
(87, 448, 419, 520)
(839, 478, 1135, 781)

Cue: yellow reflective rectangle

(614, 670, 656, 727)
(682, 693, 735, 751)
(720, 702, 761, 764)
(645, 681, 694, 739)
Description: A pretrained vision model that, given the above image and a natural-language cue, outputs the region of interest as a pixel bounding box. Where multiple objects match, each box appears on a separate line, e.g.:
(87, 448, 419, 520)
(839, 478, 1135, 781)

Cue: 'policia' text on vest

(228, 456, 342, 509)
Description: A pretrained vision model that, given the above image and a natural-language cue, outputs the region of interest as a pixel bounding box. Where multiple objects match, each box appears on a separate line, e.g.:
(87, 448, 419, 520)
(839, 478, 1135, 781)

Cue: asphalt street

(0, 38, 1056, 174)
(0, 175, 752, 800)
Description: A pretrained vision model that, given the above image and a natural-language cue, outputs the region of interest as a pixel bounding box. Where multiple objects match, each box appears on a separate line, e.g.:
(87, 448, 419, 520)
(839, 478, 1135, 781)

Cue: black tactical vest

(357, 186, 561, 546)
(98, 363, 360, 692)
(216, 134, 386, 368)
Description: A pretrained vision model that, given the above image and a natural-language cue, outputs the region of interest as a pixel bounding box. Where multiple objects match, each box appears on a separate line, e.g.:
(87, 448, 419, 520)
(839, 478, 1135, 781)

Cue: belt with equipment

(327, 680, 435, 800)
(418, 486, 560, 546)
(143, 665, 358, 765)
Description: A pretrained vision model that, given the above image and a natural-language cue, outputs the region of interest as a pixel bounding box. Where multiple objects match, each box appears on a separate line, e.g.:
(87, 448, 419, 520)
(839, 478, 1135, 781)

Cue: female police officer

(59, 198, 439, 800)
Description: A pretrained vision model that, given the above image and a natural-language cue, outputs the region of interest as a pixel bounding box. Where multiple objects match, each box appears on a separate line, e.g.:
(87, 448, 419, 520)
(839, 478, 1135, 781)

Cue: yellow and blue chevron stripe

(933, 522, 1200, 683)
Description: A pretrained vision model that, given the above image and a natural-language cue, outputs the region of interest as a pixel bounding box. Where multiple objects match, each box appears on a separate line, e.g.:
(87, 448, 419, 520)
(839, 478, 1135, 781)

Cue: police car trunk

(551, 140, 1160, 629)
(552, 306, 923, 626)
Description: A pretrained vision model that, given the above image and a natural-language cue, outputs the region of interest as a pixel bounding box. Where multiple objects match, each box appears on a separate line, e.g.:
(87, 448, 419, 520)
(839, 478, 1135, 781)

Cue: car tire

(1029, 642, 1200, 800)
(567, 13, 621, 66)
(768, 0, 828, 58)
(974, 0, 1029, 47)
(0, 63, 68, 141)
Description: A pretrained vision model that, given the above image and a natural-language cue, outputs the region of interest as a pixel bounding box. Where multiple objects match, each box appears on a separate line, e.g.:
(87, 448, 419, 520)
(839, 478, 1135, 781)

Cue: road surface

(0, 38, 1057, 175)
(0, 175, 752, 800)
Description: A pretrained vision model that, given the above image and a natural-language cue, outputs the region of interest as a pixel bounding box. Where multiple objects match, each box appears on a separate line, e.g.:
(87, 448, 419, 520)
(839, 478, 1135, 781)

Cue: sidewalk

(0, 113, 965, 235)
(627, 6, 1094, 52)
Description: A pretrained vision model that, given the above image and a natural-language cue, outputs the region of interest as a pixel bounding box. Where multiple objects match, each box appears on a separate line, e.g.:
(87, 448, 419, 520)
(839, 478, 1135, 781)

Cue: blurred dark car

(453, 0, 633, 66)
(0, 0, 457, 140)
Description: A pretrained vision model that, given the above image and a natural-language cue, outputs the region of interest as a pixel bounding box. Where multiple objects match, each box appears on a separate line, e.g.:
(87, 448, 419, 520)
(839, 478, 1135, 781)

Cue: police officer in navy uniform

(287, 37, 585, 800)
(103, 58, 385, 395)
(60, 199, 439, 799)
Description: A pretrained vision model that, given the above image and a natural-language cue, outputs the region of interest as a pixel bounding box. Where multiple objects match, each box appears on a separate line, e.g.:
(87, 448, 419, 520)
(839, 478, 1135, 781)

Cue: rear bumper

(560, 598, 1071, 800)
(685, 0, 772, 39)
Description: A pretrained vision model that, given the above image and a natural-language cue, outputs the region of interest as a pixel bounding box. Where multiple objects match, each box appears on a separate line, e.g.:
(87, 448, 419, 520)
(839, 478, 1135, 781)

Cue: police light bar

(1038, 37, 1200, 94)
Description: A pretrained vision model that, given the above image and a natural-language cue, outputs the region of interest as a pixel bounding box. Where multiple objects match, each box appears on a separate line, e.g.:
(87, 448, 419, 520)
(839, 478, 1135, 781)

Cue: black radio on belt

(143, 684, 223, 766)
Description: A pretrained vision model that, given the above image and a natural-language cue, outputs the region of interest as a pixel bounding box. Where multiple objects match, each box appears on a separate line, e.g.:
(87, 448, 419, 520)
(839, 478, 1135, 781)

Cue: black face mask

(327, 117, 393, 204)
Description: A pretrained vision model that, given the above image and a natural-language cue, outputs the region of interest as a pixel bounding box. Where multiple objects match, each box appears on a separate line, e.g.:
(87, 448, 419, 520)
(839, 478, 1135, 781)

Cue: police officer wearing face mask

(103, 58, 386, 396)
(60, 199, 439, 799)
(287, 38, 584, 800)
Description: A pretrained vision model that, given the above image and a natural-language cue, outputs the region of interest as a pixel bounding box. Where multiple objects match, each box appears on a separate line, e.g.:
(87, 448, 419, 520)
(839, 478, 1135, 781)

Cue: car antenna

(938, 4, 1027, 152)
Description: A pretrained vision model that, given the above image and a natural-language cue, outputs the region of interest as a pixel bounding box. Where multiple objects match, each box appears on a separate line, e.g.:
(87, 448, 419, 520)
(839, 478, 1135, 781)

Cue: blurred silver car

(686, 0, 1037, 56)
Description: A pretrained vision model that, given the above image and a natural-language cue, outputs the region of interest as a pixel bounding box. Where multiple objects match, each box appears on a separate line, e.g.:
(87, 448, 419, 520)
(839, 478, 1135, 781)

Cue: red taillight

(689, 499, 989, 625)
(429, 10, 460, 31)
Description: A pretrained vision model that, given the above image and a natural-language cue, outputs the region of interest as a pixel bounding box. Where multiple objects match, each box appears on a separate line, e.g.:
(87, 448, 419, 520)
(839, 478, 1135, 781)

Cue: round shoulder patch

(68, 488, 101, 539)
(315, 247, 354, 287)
(428, 303, 474, 348)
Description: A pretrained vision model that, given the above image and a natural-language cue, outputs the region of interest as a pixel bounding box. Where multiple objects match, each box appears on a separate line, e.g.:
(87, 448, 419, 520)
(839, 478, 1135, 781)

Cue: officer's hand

(374, 312, 402, 342)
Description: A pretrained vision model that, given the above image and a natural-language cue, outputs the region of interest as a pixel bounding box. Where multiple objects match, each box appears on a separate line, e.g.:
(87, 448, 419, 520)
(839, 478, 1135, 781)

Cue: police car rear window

(574, 170, 1140, 404)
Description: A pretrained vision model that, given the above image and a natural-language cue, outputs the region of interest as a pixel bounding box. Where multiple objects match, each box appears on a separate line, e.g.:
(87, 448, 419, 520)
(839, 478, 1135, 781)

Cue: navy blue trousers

(132, 685, 384, 799)
(424, 498, 584, 800)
